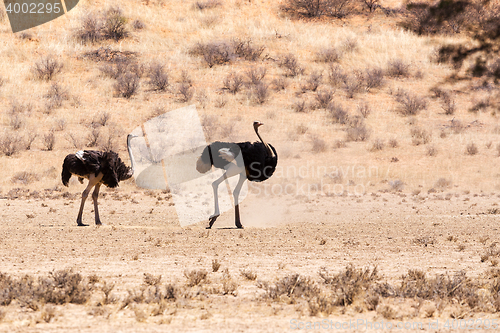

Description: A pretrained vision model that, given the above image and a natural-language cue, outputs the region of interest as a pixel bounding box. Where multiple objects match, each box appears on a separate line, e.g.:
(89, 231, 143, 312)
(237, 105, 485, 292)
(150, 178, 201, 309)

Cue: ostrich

(61, 134, 136, 226)
(196, 121, 278, 229)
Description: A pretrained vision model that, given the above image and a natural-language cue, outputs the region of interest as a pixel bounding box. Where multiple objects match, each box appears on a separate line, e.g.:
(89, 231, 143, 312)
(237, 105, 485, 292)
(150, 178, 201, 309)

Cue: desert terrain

(1, 0, 500, 331)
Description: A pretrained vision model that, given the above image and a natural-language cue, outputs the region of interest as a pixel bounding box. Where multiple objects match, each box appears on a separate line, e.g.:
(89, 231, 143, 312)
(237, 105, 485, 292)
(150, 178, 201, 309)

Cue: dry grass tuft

(184, 269, 208, 287)
(32, 55, 63, 81)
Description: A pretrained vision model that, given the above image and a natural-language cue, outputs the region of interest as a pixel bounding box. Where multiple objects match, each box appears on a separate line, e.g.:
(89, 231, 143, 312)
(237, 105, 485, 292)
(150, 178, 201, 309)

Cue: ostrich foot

(77, 221, 88, 227)
(207, 215, 219, 229)
(95, 221, 102, 226)
(235, 222, 244, 229)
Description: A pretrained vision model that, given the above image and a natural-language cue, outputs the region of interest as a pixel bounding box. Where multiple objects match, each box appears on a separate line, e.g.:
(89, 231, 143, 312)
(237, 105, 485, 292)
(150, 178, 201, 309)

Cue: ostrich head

(253, 121, 263, 130)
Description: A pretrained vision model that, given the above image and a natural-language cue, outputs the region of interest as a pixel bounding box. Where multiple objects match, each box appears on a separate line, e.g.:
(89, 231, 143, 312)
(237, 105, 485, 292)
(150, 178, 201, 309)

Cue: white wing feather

(218, 148, 235, 162)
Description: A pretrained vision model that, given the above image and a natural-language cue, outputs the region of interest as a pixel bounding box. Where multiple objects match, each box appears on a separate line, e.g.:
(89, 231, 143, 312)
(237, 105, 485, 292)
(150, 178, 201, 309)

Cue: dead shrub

(410, 127, 431, 145)
(258, 273, 320, 300)
(370, 138, 384, 151)
(75, 13, 103, 44)
(147, 62, 169, 92)
(427, 145, 438, 156)
(388, 138, 398, 148)
(271, 76, 288, 91)
(434, 178, 452, 190)
(43, 131, 56, 151)
(346, 123, 370, 142)
(466, 142, 478, 155)
(45, 83, 69, 111)
(195, 0, 222, 10)
(327, 64, 347, 87)
(232, 38, 264, 61)
(114, 73, 140, 98)
(143, 273, 162, 286)
(132, 19, 145, 30)
(357, 102, 371, 118)
(212, 259, 221, 272)
(327, 102, 349, 124)
(315, 89, 334, 109)
(316, 47, 340, 63)
(0, 132, 22, 156)
(11, 171, 39, 185)
(301, 71, 322, 92)
(365, 67, 385, 91)
(240, 269, 257, 281)
(192, 41, 234, 68)
(279, 53, 304, 77)
(184, 269, 208, 287)
(32, 55, 63, 81)
(100, 58, 143, 80)
(395, 90, 427, 116)
(311, 136, 327, 153)
(281, 0, 354, 18)
(343, 72, 364, 98)
(250, 83, 269, 104)
(292, 99, 308, 113)
(387, 59, 411, 78)
(245, 66, 266, 86)
(440, 92, 456, 115)
(319, 265, 379, 306)
(222, 72, 244, 94)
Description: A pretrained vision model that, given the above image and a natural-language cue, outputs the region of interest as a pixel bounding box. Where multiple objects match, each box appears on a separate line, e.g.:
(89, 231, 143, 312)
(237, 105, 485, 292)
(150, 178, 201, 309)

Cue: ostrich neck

(127, 135, 136, 175)
(255, 127, 275, 158)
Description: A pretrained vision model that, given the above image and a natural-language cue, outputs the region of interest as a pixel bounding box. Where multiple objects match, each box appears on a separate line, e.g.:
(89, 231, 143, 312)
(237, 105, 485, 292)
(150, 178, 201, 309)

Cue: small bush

(365, 67, 385, 91)
(301, 71, 322, 92)
(11, 171, 39, 185)
(466, 142, 478, 155)
(45, 83, 69, 111)
(388, 138, 398, 148)
(434, 178, 452, 190)
(184, 269, 208, 287)
(147, 62, 169, 92)
(192, 41, 234, 68)
(327, 102, 349, 124)
(410, 127, 431, 145)
(346, 123, 370, 142)
(316, 47, 340, 63)
(387, 59, 411, 78)
(311, 136, 327, 153)
(250, 83, 269, 104)
(427, 145, 438, 156)
(440, 92, 456, 115)
(232, 38, 264, 61)
(222, 72, 244, 94)
(357, 103, 371, 118)
(395, 90, 427, 116)
(293, 99, 308, 113)
(240, 269, 257, 281)
(102, 7, 129, 41)
(177, 83, 194, 102)
(371, 138, 384, 151)
(43, 131, 56, 151)
(343, 73, 363, 98)
(327, 64, 346, 87)
(132, 19, 145, 30)
(279, 53, 304, 77)
(271, 76, 288, 91)
(75, 13, 103, 44)
(114, 73, 140, 98)
(195, 0, 222, 10)
(212, 259, 221, 272)
(315, 89, 334, 109)
(32, 55, 63, 81)
(245, 66, 266, 86)
(0, 133, 22, 156)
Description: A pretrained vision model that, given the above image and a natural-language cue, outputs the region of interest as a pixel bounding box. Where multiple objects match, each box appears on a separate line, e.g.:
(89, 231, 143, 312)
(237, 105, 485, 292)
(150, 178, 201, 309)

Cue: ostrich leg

(92, 183, 102, 225)
(76, 174, 102, 226)
(207, 163, 242, 229)
(233, 173, 246, 229)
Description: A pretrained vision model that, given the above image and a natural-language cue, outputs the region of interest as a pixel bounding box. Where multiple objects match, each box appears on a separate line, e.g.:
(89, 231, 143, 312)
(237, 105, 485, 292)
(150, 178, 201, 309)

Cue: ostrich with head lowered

(61, 134, 136, 226)
(196, 121, 278, 229)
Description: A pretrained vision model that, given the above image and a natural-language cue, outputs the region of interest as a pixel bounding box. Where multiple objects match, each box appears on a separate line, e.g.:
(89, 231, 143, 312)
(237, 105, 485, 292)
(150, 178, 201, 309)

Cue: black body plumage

(198, 141, 278, 182)
(61, 150, 132, 188)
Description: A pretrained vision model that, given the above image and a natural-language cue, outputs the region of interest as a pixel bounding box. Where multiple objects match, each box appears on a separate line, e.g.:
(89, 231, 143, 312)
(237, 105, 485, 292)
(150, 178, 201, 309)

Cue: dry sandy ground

(1, 185, 500, 332)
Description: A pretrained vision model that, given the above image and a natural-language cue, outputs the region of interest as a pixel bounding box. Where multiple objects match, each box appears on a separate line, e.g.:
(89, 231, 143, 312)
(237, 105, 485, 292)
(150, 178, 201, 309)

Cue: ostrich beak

(254, 121, 264, 127)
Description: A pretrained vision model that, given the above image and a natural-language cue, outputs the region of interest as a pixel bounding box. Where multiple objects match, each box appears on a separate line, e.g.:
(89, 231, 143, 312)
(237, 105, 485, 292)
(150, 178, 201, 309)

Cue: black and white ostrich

(196, 121, 278, 229)
(61, 134, 136, 226)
